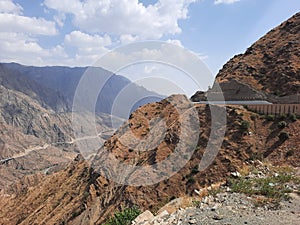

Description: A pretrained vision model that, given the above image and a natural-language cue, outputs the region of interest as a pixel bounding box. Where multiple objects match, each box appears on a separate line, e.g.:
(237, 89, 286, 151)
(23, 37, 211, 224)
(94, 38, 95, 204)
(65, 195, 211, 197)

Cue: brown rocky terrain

(216, 12, 300, 98)
(191, 12, 300, 102)
(0, 73, 115, 190)
(0, 94, 298, 224)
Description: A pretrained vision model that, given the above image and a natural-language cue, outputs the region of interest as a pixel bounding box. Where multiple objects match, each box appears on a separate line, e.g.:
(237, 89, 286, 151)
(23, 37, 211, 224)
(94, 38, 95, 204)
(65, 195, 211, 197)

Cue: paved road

(0, 130, 114, 164)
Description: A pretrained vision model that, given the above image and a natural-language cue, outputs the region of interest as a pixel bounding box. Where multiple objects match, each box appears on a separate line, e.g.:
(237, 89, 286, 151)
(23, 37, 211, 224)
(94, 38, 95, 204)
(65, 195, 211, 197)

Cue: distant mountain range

(1, 63, 164, 117)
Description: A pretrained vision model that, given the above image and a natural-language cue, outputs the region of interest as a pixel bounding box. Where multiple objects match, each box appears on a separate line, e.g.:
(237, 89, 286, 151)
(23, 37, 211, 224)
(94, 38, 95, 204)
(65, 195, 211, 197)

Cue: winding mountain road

(0, 130, 114, 165)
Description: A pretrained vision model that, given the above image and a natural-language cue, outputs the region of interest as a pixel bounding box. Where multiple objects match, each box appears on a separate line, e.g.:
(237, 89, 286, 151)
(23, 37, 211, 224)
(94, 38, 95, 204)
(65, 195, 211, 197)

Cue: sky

(0, 0, 299, 95)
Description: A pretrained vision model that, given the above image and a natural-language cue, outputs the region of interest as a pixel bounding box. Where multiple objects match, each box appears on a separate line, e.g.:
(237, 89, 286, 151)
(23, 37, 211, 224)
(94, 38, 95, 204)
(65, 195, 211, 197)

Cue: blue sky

(0, 0, 299, 95)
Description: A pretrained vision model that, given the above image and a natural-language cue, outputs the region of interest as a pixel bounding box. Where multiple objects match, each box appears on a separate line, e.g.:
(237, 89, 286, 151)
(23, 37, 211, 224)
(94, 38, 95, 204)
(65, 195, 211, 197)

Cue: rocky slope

(216, 12, 300, 97)
(0, 94, 298, 224)
(0, 71, 115, 190)
(133, 192, 300, 225)
(218, 12, 300, 97)
(192, 12, 300, 102)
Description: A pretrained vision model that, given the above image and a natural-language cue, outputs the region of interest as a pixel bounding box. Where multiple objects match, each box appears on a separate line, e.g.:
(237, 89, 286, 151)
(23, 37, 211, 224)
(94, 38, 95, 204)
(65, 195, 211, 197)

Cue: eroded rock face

(215, 12, 300, 98)
(0, 76, 112, 190)
(192, 13, 300, 103)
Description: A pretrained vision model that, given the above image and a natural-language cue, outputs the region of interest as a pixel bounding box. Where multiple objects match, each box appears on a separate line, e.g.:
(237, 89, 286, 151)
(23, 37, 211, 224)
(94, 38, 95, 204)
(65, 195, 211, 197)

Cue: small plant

(278, 131, 289, 141)
(279, 113, 287, 120)
(192, 199, 201, 207)
(191, 165, 199, 175)
(285, 150, 294, 158)
(250, 114, 257, 120)
(277, 121, 287, 129)
(228, 172, 295, 205)
(240, 120, 250, 131)
(265, 114, 275, 121)
(187, 177, 195, 184)
(289, 113, 297, 122)
(104, 206, 141, 225)
(83, 191, 89, 199)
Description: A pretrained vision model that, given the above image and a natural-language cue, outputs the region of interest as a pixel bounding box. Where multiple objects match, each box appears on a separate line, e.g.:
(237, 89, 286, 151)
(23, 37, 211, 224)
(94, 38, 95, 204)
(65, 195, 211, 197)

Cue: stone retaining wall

(247, 104, 300, 116)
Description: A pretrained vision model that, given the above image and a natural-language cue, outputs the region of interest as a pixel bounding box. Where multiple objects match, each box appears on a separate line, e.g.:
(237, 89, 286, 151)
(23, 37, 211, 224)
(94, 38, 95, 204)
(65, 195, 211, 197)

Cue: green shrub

(289, 113, 297, 122)
(240, 120, 250, 131)
(279, 114, 287, 120)
(228, 173, 294, 202)
(104, 206, 141, 225)
(278, 131, 289, 141)
(265, 114, 275, 121)
(191, 165, 199, 175)
(250, 114, 257, 120)
(277, 121, 287, 129)
(187, 177, 196, 184)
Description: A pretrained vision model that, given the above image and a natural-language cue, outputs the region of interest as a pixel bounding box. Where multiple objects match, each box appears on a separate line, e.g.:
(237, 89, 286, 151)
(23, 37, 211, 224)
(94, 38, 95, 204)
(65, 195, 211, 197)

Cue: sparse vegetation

(227, 164, 299, 207)
(277, 121, 287, 129)
(191, 165, 199, 175)
(250, 114, 257, 120)
(265, 114, 275, 121)
(289, 113, 297, 122)
(228, 173, 294, 204)
(104, 206, 141, 225)
(240, 120, 250, 131)
(187, 177, 195, 185)
(278, 131, 289, 141)
(279, 113, 287, 120)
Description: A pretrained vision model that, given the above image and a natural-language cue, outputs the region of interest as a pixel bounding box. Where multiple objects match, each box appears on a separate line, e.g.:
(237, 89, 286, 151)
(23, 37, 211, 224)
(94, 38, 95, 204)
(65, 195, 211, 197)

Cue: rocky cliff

(192, 12, 300, 102)
(216, 12, 300, 98)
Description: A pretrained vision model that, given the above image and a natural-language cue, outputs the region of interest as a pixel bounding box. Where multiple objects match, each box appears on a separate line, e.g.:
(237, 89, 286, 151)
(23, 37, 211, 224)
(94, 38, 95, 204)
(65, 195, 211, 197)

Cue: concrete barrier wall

(247, 104, 300, 116)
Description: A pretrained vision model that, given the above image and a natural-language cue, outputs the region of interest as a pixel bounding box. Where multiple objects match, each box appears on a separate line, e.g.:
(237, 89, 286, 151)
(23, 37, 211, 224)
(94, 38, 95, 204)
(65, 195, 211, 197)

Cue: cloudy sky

(0, 0, 299, 82)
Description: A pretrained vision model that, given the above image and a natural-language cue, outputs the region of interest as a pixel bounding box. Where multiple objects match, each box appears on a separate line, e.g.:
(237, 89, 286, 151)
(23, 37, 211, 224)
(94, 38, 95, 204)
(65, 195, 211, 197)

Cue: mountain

(0, 64, 68, 112)
(217, 12, 300, 97)
(2, 63, 164, 117)
(0, 94, 299, 224)
(0, 64, 117, 190)
(192, 12, 300, 102)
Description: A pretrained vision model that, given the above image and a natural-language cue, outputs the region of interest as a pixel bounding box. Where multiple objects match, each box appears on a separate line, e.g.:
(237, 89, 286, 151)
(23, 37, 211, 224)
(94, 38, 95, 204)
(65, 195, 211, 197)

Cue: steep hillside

(0, 77, 114, 190)
(215, 12, 300, 98)
(0, 95, 298, 224)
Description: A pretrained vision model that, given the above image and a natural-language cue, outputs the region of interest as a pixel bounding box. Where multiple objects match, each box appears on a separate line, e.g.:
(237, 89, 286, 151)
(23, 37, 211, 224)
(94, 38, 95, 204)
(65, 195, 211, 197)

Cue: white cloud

(214, 0, 240, 4)
(166, 39, 183, 48)
(120, 34, 140, 45)
(65, 31, 111, 48)
(0, 0, 23, 14)
(0, 1, 61, 65)
(0, 29, 113, 67)
(0, 13, 57, 35)
(44, 0, 196, 39)
(0, 32, 68, 66)
(65, 30, 111, 55)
